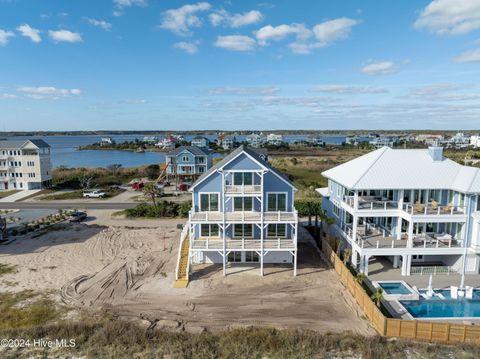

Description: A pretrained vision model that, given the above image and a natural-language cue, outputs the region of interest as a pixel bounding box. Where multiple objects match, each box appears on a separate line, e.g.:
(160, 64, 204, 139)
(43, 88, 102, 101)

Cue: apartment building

(174, 145, 298, 287)
(0, 139, 52, 191)
(318, 146, 480, 277)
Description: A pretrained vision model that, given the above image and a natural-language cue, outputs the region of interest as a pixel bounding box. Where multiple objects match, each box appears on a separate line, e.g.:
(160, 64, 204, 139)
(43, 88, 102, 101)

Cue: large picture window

(267, 193, 287, 211)
(233, 172, 253, 186)
(266, 224, 287, 238)
(200, 224, 219, 237)
(200, 193, 219, 211)
(233, 224, 253, 238)
(233, 197, 253, 211)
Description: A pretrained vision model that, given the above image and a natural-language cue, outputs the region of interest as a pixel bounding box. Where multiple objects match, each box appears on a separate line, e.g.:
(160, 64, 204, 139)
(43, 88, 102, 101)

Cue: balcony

(225, 185, 262, 196)
(191, 237, 295, 250)
(189, 210, 298, 223)
(402, 203, 466, 216)
(343, 195, 398, 211)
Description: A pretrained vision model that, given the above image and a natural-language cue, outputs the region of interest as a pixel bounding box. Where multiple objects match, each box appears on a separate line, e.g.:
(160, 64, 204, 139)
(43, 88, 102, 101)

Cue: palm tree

(343, 248, 352, 265)
(371, 288, 384, 308)
(355, 272, 365, 284)
(143, 182, 161, 206)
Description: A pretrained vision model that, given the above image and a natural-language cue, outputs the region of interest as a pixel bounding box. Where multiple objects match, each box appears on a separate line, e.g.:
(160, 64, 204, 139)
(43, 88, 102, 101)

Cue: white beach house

(318, 146, 480, 277)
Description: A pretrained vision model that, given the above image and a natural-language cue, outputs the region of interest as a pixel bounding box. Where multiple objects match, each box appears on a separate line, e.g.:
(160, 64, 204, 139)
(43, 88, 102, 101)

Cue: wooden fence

(320, 238, 480, 344)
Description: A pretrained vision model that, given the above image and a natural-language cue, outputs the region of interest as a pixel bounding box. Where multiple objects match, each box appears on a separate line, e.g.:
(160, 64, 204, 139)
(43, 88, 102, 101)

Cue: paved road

(0, 202, 137, 210)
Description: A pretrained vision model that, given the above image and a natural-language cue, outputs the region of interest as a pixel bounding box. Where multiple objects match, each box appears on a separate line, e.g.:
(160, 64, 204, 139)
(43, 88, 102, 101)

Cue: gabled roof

(190, 145, 296, 191)
(322, 147, 480, 193)
(0, 139, 50, 149)
(167, 145, 210, 156)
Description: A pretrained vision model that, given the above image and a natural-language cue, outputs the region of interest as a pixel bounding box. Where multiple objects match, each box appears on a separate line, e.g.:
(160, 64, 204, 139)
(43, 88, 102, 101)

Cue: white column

(363, 255, 370, 276)
(260, 172, 264, 276)
(293, 222, 298, 276)
(407, 220, 414, 248)
(351, 249, 357, 268)
(398, 189, 404, 210)
(406, 255, 412, 276)
(396, 217, 402, 240)
(401, 255, 411, 276)
(352, 215, 358, 242)
(393, 255, 400, 268)
(359, 255, 364, 273)
(353, 191, 359, 210)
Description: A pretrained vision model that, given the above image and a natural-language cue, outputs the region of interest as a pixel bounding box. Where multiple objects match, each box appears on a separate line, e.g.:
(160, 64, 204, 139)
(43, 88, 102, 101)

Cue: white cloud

(16, 24, 42, 43)
(362, 61, 397, 75)
(48, 30, 82, 43)
(122, 99, 147, 104)
(312, 18, 358, 44)
(159, 2, 211, 36)
(1, 93, 17, 99)
(113, 0, 146, 15)
(214, 35, 256, 51)
(207, 86, 279, 95)
(414, 0, 480, 35)
(309, 85, 388, 94)
(255, 18, 358, 54)
(209, 10, 263, 28)
(0, 29, 15, 46)
(173, 41, 199, 54)
(255, 24, 311, 45)
(17, 86, 82, 99)
(85, 18, 112, 31)
(454, 48, 480, 63)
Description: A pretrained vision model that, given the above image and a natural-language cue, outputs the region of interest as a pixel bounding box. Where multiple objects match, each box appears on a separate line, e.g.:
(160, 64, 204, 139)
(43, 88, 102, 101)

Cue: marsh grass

(0, 263, 18, 276)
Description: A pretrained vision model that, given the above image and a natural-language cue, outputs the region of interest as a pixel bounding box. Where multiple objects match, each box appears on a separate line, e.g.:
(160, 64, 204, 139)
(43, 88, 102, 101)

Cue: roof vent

(428, 146, 443, 161)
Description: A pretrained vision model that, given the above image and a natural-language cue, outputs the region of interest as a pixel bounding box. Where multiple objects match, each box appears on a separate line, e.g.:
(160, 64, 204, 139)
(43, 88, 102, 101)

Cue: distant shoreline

(0, 129, 475, 137)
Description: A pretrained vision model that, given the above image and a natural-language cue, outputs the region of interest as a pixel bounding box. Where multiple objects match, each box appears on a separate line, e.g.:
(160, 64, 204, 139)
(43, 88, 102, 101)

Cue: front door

(4, 182, 7, 190)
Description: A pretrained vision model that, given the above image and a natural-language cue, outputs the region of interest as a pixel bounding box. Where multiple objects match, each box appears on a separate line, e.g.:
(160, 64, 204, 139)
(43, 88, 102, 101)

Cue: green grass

(0, 263, 18, 276)
(41, 188, 124, 200)
(1, 321, 480, 359)
(0, 190, 20, 199)
(0, 291, 62, 330)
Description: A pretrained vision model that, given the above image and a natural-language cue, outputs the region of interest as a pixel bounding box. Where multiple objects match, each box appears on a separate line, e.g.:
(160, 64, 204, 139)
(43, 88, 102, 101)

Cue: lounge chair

(466, 286, 474, 300)
(443, 203, 453, 214)
(412, 285, 429, 299)
(451, 285, 458, 299)
(431, 200, 438, 211)
(414, 201, 425, 213)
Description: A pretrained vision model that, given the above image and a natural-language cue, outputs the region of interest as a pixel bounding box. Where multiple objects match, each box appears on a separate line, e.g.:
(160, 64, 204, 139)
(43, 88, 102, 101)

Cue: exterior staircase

(173, 226, 190, 288)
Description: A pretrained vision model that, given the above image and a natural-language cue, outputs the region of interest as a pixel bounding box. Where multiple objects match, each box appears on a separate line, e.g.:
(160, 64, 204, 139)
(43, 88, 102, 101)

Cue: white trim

(198, 192, 221, 212)
(266, 191, 288, 212)
(189, 149, 297, 191)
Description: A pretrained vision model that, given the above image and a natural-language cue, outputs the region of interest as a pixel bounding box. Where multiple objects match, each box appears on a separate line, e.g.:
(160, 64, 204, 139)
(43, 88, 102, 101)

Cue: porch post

(351, 248, 358, 268)
(364, 255, 370, 276)
(393, 255, 400, 268)
(293, 222, 298, 276)
(406, 255, 412, 276)
(260, 172, 264, 276)
(353, 191, 359, 210)
(352, 215, 358, 242)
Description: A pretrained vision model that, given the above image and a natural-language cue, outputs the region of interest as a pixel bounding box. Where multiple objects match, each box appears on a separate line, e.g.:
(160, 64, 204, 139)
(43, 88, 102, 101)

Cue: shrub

(124, 201, 191, 218)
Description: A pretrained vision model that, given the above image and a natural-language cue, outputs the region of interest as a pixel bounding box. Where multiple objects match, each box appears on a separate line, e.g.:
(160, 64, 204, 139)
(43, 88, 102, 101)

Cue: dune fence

(320, 237, 480, 344)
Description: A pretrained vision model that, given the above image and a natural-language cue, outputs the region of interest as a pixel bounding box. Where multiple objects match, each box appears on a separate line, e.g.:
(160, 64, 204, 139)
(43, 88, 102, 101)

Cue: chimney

(428, 146, 443, 161)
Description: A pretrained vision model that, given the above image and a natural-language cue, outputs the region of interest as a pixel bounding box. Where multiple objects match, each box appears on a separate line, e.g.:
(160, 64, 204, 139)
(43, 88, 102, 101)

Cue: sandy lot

(0, 211, 373, 335)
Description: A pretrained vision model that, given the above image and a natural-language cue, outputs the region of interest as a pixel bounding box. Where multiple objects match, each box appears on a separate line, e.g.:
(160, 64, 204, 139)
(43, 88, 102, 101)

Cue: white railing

(410, 266, 455, 275)
(174, 222, 190, 281)
(191, 238, 295, 250)
(412, 235, 463, 248)
(225, 185, 262, 194)
(403, 203, 466, 216)
(189, 210, 298, 222)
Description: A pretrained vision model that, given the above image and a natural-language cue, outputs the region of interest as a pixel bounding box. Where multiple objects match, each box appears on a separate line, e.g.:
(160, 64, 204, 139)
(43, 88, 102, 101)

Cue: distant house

(191, 136, 210, 148)
(156, 136, 177, 150)
(369, 136, 394, 148)
(165, 146, 212, 183)
(0, 139, 52, 191)
(266, 133, 283, 145)
(143, 136, 159, 143)
(100, 137, 113, 146)
(246, 133, 266, 148)
(219, 135, 236, 150)
(415, 134, 444, 147)
(445, 132, 471, 148)
(471, 135, 480, 148)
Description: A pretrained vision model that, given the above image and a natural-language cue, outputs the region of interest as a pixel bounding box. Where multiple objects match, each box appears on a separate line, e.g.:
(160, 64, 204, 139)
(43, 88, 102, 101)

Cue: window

(182, 156, 189, 162)
(245, 251, 259, 262)
(198, 166, 205, 173)
(200, 193, 219, 211)
(267, 193, 287, 211)
(197, 156, 205, 164)
(234, 197, 253, 211)
(267, 224, 287, 238)
(233, 172, 253, 186)
(200, 224, 219, 237)
(477, 196, 480, 211)
(233, 224, 253, 238)
(227, 252, 242, 262)
(332, 201, 341, 217)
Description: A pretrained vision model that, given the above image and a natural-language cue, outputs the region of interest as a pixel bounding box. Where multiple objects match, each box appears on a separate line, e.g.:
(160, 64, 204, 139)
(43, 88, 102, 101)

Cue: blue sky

(1, 0, 480, 131)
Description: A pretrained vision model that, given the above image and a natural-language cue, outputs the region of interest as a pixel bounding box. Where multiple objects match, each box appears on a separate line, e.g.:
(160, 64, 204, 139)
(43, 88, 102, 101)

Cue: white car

(83, 190, 106, 198)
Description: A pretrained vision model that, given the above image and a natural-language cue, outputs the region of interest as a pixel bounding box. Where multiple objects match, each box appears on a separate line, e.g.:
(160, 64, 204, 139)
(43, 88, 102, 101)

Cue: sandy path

(0, 215, 373, 335)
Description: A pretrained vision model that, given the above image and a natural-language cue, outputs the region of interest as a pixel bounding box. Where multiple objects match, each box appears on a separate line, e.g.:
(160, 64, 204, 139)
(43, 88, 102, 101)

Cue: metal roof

(322, 147, 480, 193)
(167, 145, 210, 156)
(0, 139, 50, 149)
(190, 145, 296, 191)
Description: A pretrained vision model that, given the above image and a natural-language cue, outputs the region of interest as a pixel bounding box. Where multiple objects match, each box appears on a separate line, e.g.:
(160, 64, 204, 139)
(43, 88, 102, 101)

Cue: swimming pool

(378, 282, 412, 295)
(401, 290, 480, 318)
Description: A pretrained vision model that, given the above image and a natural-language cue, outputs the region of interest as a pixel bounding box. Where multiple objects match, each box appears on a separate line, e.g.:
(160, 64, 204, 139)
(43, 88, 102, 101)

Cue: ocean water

(4, 134, 346, 168)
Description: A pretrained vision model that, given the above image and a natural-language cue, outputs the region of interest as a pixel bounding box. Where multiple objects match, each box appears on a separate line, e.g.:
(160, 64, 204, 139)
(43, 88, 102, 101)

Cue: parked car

(83, 190, 106, 198)
(69, 211, 87, 222)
